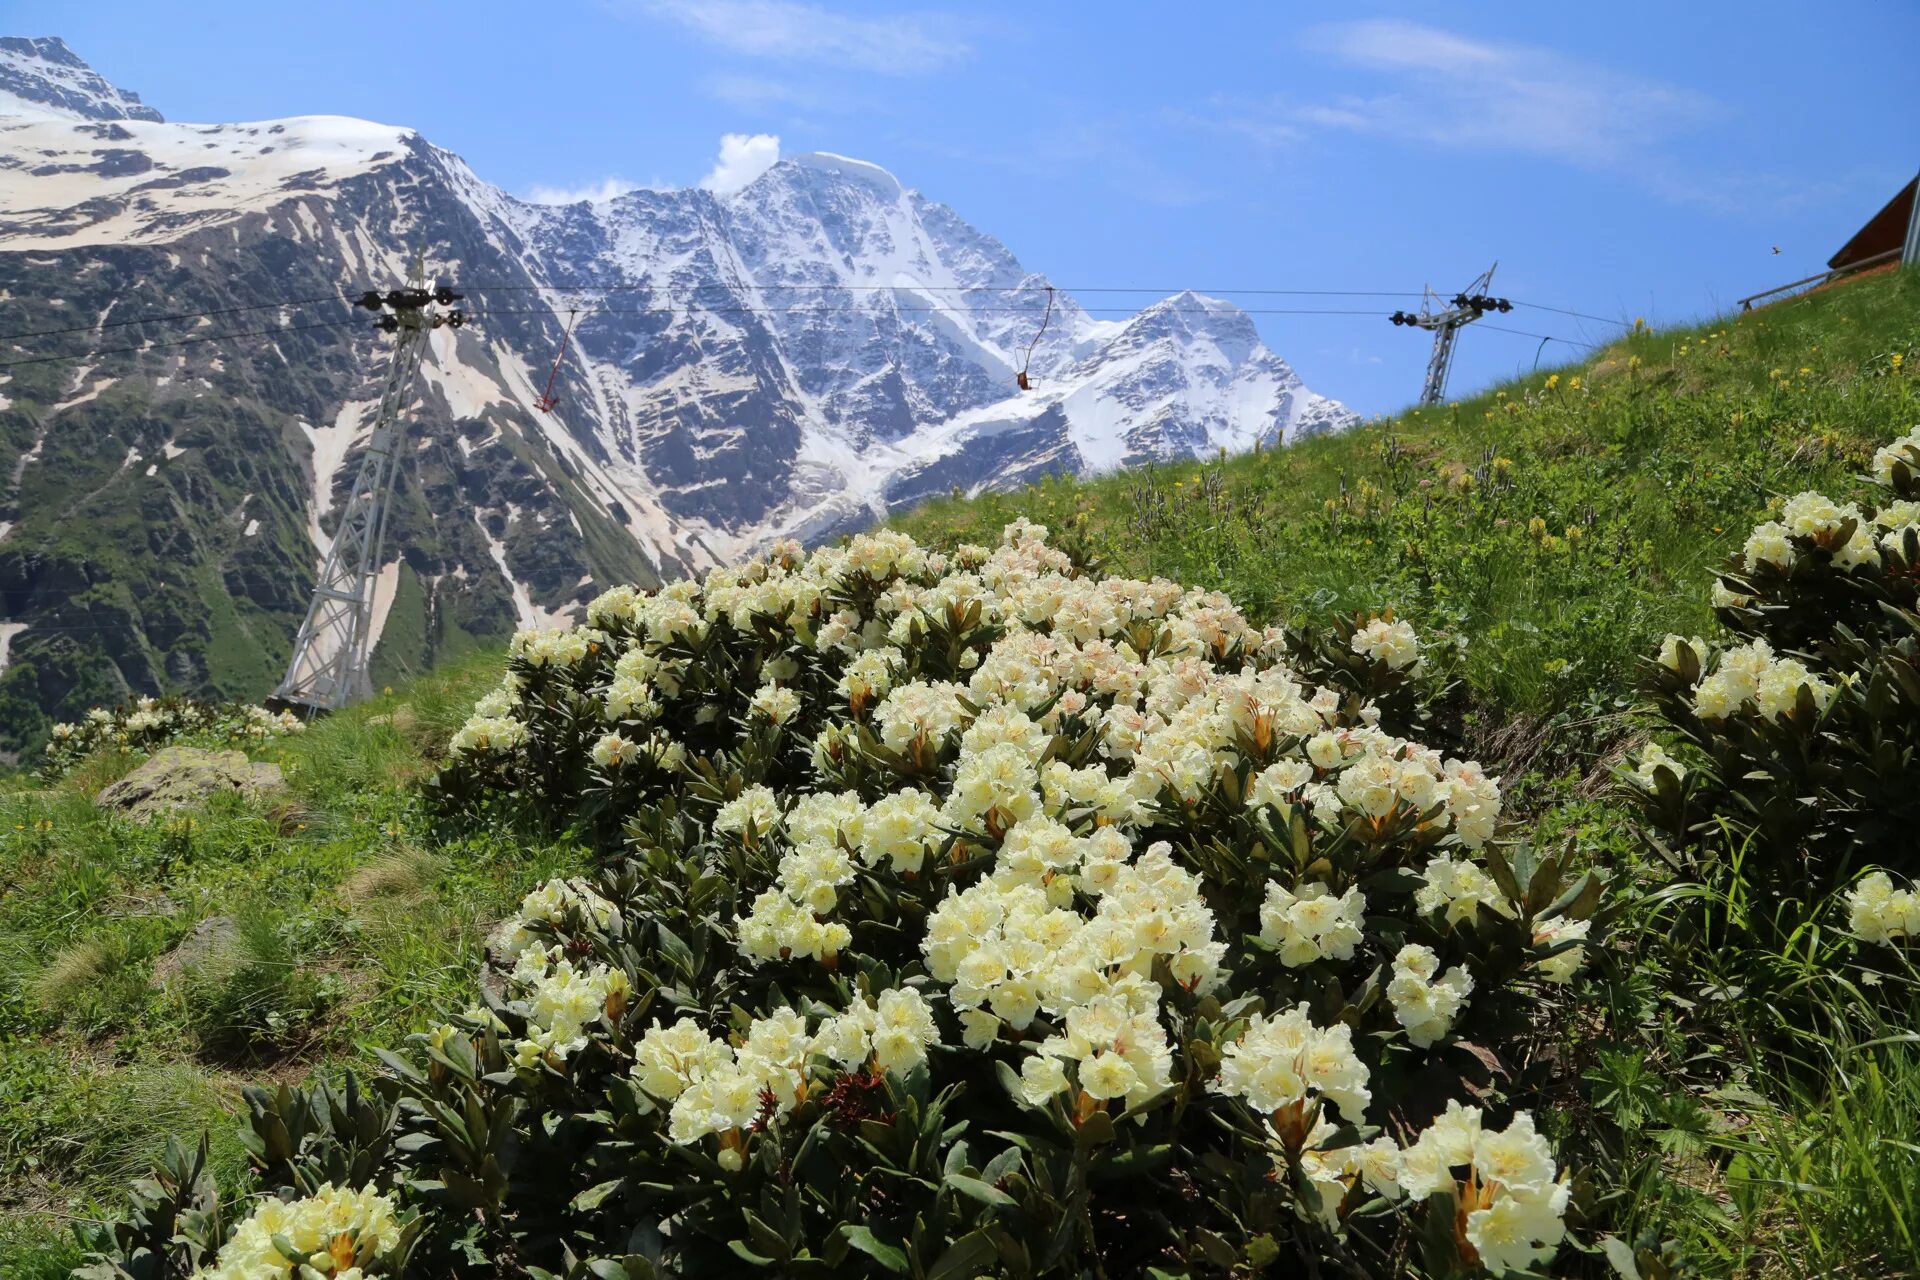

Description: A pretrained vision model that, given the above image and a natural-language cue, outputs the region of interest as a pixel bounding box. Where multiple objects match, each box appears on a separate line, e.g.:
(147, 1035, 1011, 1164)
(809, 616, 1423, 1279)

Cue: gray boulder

(95, 746, 285, 819)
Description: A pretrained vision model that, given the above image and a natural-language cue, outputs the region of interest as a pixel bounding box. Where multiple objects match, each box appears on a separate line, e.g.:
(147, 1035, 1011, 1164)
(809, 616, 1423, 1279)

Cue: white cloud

(525, 176, 642, 205)
(1295, 20, 1722, 165)
(635, 0, 969, 73)
(699, 133, 781, 195)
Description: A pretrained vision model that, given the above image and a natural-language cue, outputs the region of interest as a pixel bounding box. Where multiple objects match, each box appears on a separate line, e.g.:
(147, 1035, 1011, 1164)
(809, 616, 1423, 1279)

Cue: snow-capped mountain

(0, 36, 162, 122)
(0, 37, 1354, 746)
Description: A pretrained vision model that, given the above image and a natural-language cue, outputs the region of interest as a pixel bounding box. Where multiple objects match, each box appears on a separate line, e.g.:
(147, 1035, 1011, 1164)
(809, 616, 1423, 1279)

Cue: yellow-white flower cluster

(496, 880, 629, 1067)
(1386, 944, 1474, 1047)
(1656, 634, 1706, 673)
(714, 785, 782, 839)
(192, 1183, 404, 1280)
(509, 626, 609, 668)
(632, 989, 939, 1163)
(1871, 428, 1920, 485)
(1017, 989, 1175, 1110)
(925, 836, 1220, 1036)
(1213, 1003, 1372, 1121)
(45, 698, 305, 775)
(448, 714, 527, 757)
(748, 682, 802, 725)
(1415, 855, 1514, 926)
(1848, 871, 1920, 946)
(1690, 638, 1835, 722)
(500, 877, 615, 958)
(1734, 470, 1920, 584)
(1633, 742, 1686, 790)
(1297, 1122, 1404, 1225)
(1399, 1104, 1570, 1274)
(733, 786, 956, 963)
(1530, 916, 1593, 984)
(1259, 880, 1366, 967)
(506, 946, 629, 1067)
(439, 518, 1587, 1267)
(1350, 617, 1421, 671)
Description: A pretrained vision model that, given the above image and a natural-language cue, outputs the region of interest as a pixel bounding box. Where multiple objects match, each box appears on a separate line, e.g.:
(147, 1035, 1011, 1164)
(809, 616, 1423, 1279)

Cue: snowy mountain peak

(1121, 292, 1261, 361)
(0, 36, 163, 122)
(779, 151, 905, 199)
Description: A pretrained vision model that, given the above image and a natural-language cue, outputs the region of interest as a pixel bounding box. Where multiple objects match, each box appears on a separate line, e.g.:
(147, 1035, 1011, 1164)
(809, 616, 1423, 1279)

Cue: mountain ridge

(0, 37, 1356, 748)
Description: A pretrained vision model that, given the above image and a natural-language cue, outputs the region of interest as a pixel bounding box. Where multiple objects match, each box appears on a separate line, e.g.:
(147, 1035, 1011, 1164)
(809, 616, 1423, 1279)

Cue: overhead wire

(0, 315, 369, 370)
(1476, 323, 1603, 349)
(0, 293, 353, 343)
(464, 304, 1398, 319)
(450, 281, 1430, 297)
(1509, 300, 1632, 327)
(0, 284, 1616, 368)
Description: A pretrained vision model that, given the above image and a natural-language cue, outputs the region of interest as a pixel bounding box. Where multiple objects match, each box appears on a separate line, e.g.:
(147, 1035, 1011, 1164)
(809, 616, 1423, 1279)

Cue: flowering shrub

(43, 696, 305, 777)
(91, 523, 1598, 1277)
(194, 1181, 411, 1280)
(1847, 871, 1919, 948)
(344, 522, 1602, 1274)
(1633, 428, 1920, 920)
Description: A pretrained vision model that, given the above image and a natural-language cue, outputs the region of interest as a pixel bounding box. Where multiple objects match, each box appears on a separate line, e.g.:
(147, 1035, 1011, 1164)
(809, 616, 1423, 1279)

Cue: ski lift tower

(272, 253, 465, 712)
(1388, 264, 1511, 406)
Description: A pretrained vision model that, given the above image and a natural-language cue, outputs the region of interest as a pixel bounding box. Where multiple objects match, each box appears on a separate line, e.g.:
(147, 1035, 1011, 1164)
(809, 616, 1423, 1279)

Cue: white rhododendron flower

(1691, 638, 1834, 722)
(509, 948, 629, 1066)
(748, 682, 802, 725)
(1386, 944, 1474, 1047)
(1214, 1003, 1371, 1122)
(500, 878, 615, 958)
(1633, 742, 1686, 789)
(1871, 428, 1920, 484)
(1350, 616, 1421, 670)
(1531, 916, 1593, 984)
(449, 714, 527, 756)
(1400, 1105, 1570, 1274)
(1709, 579, 1753, 610)
(591, 731, 637, 768)
(1259, 880, 1366, 967)
(1741, 520, 1794, 570)
(1656, 634, 1706, 673)
(194, 1182, 405, 1280)
(1416, 854, 1514, 925)
(1297, 1120, 1404, 1224)
(714, 785, 781, 837)
(1848, 871, 1920, 945)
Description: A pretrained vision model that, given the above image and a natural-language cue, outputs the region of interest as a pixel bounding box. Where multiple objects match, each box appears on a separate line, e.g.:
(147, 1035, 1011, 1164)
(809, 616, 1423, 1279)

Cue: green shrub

(93, 523, 1606, 1278)
(41, 697, 306, 779)
(1631, 428, 1920, 944)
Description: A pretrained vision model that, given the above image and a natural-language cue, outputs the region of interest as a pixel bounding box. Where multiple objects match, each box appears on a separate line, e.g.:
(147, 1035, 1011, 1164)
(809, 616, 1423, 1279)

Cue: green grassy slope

(0, 654, 588, 1275)
(1, 272, 1915, 1278)
(894, 270, 1920, 772)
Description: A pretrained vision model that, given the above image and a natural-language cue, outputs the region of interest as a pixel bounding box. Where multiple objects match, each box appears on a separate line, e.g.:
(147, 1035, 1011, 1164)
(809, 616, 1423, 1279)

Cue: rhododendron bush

(42, 696, 305, 777)
(87, 522, 1600, 1279)
(1634, 428, 1920, 938)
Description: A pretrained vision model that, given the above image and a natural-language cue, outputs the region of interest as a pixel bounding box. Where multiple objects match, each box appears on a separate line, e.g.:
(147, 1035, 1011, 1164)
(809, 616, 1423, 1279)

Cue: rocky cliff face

(0, 38, 1355, 748)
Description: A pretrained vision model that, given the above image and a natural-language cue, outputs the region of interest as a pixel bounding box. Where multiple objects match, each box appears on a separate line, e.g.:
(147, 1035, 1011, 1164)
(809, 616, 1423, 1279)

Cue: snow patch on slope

(0, 37, 163, 123)
(0, 114, 414, 248)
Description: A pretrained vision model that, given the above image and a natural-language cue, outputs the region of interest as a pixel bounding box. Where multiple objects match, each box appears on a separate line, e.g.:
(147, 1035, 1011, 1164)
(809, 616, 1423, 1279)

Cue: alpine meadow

(1, 10, 1918, 1280)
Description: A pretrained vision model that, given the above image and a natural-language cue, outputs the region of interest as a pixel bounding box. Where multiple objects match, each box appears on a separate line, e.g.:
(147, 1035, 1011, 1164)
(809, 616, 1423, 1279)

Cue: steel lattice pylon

(274, 256, 461, 712)
(1386, 264, 1509, 407)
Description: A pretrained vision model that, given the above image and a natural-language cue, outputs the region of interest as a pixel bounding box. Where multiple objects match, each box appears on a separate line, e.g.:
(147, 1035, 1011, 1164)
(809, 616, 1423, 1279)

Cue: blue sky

(12, 1, 1916, 416)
